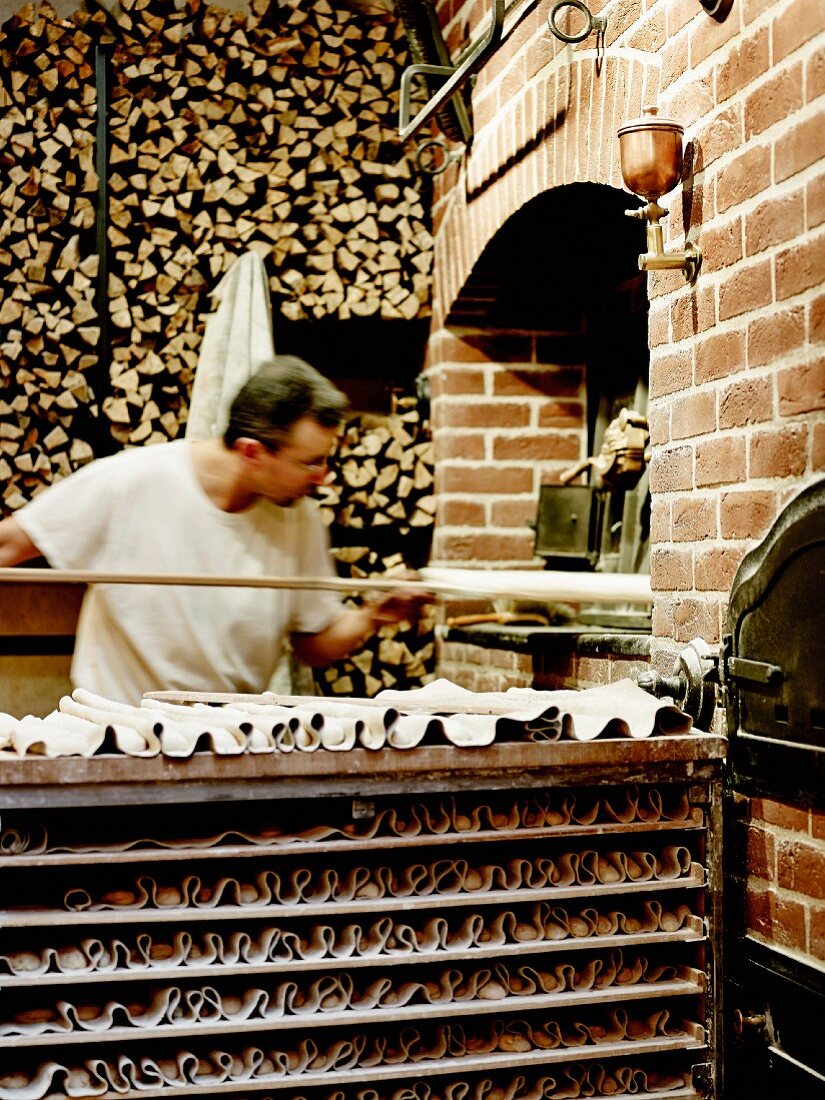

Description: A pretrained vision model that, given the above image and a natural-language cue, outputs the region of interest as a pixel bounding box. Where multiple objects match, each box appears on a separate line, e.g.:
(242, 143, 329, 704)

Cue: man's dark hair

(224, 357, 348, 450)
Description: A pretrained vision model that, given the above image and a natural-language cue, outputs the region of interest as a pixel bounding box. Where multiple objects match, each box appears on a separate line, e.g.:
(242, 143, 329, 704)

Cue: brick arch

(432, 50, 661, 327)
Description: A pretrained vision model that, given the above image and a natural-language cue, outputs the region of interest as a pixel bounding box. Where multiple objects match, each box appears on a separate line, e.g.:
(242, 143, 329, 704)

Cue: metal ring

(415, 138, 455, 176)
(548, 0, 595, 43)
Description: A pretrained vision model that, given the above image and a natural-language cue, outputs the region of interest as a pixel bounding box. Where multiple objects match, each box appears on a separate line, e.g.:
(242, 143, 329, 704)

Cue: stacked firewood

(315, 391, 436, 697)
(0, 0, 432, 510)
(0, 5, 105, 511)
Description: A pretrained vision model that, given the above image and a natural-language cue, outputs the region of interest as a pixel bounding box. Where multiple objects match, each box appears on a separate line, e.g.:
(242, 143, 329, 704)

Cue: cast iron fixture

(617, 107, 701, 285)
(547, 0, 606, 45)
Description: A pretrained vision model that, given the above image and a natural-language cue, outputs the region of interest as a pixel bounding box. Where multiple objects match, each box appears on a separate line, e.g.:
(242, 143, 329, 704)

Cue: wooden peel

(0, 566, 653, 605)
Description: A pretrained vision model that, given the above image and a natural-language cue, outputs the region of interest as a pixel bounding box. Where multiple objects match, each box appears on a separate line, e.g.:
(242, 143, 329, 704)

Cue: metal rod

(0, 567, 653, 604)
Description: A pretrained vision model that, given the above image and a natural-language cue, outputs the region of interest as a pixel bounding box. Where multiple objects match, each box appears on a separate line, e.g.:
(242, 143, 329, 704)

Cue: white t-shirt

(17, 441, 342, 704)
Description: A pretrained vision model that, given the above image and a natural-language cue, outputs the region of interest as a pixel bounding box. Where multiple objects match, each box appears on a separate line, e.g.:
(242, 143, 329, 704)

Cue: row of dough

(1, 900, 695, 977)
(7, 948, 694, 1036)
(0, 678, 691, 757)
(53, 847, 694, 912)
(0, 1009, 693, 1099)
(0, 786, 694, 856)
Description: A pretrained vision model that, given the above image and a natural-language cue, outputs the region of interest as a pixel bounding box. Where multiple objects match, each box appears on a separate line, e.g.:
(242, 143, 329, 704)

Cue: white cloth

(185, 250, 275, 441)
(16, 440, 341, 704)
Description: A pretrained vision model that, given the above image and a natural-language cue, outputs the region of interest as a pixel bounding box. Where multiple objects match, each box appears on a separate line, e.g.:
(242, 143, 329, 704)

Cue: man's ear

(233, 437, 269, 462)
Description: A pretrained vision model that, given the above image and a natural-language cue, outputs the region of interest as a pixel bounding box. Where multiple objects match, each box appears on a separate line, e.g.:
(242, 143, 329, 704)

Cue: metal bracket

(415, 137, 465, 176)
(547, 0, 607, 43)
(399, 0, 505, 143)
(637, 638, 719, 731)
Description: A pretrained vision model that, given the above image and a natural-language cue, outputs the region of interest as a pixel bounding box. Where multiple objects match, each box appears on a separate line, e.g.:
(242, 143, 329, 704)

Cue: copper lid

(617, 105, 684, 139)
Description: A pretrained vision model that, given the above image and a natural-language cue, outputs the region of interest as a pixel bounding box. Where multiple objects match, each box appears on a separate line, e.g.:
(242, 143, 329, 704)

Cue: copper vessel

(617, 106, 684, 200)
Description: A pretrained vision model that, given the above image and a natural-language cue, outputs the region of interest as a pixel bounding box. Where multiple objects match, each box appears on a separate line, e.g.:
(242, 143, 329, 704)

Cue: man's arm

(291, 590, 430, 667)
(0, 517, 43, 567)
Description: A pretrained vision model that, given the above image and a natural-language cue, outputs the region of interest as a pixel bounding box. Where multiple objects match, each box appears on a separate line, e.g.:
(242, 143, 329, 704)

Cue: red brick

(673, 495, 717, 541)
(776, 111, 825, 182)
(672, 390, 717, 439)
(537, 401, 585, 428)
(438, 402, 531, 429)
(430, 367, 487, 396)
(650, 546, 693, 590)
(777, 838, 825, 899)
(433, 432, 486, 461)
(751, 797, 811, 832)
(492, 433, 580, 461)
(696, 105, 743, 168)
(717, 145, 771, 213)
(808, 172, 825, 230)
(773, 0, 825, 62)
(698, 217, 743, 273)
(778, 358, 825, 416)
(813, 422, 825, 469)
(747, 824, 776, 879)
(776, 231, 825, 299)
(749, 425, 809, 478)
(629, 8, 666, 51)
(673, 596, 721, 642)
(718, 260, 773, 322)
(432, 332, 533, 363)
(746, 190, 806, 255)
(748, 307, 805, 367)
(808, 45, 825, 102)
(491, 499, 537, 527)
(437, 530, 536, 561)
(437, 499, 485, 526)
(648, 446, 694, 492)
(493, 368, 583, 398)
(743, 0, 776, 22)
(694, 545, 744, 591)
(440, 464, 535, 493)
(696, 436, 747, 486)
(745, 64, 803, 139)
(696, 329, 745, 383)
(650, 350, 693, 397)
(648, 303, 670, 348)
(746, 883, 807, 951)
(667, 74, 714, 129)
(715, 28, 770, 103)
(812, 903, 825, 958)
(649, 497, 672, 542)
(811, 293, 825, 343)
(666, 0, 697, 36)
(720, 489, 776, 538)
(812, 810, 825, 842)
(720, 376, 774, 428)
(690, 5, 740, 66)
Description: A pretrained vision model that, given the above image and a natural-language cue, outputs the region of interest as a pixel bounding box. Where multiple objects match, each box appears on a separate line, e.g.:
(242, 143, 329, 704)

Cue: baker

(0, 356, 427, 704)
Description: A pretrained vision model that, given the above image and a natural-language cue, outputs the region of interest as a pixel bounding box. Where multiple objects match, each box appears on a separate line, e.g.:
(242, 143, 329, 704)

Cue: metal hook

(548, 0, 607, 45)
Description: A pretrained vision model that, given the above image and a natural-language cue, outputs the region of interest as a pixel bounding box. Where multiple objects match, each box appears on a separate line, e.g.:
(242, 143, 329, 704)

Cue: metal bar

(399, 0, 506, 141)
(3, 977, 706, 1049)
(0, 565, 654, 604)
(2, 920, 706, 988)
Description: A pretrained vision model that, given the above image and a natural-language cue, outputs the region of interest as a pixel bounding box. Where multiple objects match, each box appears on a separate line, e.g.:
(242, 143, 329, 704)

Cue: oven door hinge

(691, 1060, 714, 1095)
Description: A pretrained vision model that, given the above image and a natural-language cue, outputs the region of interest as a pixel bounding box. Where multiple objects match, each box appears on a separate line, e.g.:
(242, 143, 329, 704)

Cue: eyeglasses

(277, 451, 329, 475)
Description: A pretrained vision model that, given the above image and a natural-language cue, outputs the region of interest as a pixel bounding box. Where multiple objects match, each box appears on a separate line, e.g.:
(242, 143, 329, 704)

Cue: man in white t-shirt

(0, 357, 424, 704)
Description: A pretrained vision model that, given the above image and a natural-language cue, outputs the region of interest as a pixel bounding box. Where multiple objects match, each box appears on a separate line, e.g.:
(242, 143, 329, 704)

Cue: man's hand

(366, 588, 432, 628)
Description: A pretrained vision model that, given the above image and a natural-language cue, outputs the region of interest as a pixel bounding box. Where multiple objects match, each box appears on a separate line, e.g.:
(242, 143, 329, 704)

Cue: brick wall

(742, 797, 825, 961)
(426, 0, 825, 970)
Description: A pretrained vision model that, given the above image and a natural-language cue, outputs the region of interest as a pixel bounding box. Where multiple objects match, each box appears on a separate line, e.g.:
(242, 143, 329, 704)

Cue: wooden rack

(0, 737, 725, 1100)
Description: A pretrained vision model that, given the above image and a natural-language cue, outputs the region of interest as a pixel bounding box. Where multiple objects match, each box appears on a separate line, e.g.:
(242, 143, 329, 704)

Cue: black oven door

(723, 478, 825, 1097)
